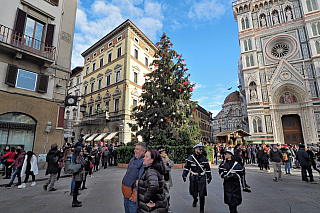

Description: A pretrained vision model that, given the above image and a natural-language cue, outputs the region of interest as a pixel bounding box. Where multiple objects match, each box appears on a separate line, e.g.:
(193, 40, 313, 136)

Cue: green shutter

(307, 0, 312, 12)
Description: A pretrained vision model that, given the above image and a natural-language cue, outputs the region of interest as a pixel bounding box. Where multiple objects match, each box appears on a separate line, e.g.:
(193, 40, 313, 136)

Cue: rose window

(270, 43, 290, 58)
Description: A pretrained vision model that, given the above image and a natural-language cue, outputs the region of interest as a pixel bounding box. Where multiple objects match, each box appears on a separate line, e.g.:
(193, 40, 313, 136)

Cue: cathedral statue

(273, 14, 279, 24)
(250, 89, 258, 100)
(260, 16, 267, 27)
(286, 9, 293, 21)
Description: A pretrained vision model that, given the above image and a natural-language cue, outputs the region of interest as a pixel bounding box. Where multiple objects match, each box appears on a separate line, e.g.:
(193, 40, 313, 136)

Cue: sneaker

(18, 183, 26, 189)
(72, 201, 82, 207)
(31, 182, 36, 187)
(48, 188, 57, 191)
(310, 181, 318, 184)
(243, 187, 251, 193)
(5, 184, 11, 189)
(273, 177, 277, 182)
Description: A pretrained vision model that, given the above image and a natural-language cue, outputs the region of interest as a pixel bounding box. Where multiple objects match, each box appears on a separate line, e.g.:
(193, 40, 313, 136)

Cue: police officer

(182, 143, 212, 213)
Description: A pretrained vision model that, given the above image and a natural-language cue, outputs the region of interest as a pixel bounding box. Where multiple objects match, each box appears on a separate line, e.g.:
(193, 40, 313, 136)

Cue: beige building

(79, 19, 156, 145)
(0, 0, 78, 164)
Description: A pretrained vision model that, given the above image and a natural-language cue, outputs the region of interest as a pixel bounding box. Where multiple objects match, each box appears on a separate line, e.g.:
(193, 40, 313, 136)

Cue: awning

(104, 132, 118, 141)
(86, 133, 100, 142)
(82, 134, 90, 140)
(94, 133, 107, 142)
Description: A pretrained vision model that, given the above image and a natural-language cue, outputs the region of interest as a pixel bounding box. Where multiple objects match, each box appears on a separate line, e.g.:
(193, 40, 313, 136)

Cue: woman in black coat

(219, 150, 244, 213)
(138, 149, 168, 213)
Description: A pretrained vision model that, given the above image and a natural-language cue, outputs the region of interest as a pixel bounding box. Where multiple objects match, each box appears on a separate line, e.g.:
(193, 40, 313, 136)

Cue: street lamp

(80, 103, 87, 113)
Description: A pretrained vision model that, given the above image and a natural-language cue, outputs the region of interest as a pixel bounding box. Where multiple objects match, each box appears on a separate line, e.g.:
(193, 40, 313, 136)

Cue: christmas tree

(130, 33, 201, 146)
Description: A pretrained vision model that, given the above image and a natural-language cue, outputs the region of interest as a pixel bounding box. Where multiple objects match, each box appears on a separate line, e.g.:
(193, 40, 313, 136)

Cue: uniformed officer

(182, 143, 212, 213)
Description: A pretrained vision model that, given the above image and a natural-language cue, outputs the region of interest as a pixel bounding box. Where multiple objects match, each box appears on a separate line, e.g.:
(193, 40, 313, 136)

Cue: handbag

(67, 163, 81, 174)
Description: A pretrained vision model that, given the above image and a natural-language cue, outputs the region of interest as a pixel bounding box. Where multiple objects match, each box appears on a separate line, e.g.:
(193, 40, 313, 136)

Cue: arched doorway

(281, 114, 303, 145)
(0, 112, 36, 151)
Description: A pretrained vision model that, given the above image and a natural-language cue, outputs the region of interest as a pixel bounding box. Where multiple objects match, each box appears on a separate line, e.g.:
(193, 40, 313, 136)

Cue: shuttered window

(5, 65, 18, 87)
(36, 73, 49, 93)
(45, 24, 55, 48)
(49, 0, 59, 6)
(13, 9, 27, 36)
(57, 106, 65, 129)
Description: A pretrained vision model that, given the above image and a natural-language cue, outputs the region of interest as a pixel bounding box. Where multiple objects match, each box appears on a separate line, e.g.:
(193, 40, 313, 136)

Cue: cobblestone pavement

(1, 164, 320, 213)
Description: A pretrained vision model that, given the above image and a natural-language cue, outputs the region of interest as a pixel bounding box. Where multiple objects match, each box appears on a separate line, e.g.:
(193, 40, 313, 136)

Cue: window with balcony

(24, 17, 44, 50)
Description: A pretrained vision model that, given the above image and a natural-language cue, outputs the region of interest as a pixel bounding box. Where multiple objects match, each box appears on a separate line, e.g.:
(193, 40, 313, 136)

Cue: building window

(93, 53, 96, 57)
(116, 70, 121, 82)
(100, 47, 104, 52)
(92, 62, 96, 72)
(133, 99, 137, 107)
(106, 75, 111, 86)
(134, 49, 138, 59)
(89, 106, 93, 115)
(145, 57, 149, 67)
(246, 56, 250, 67)
(100, 57, 103, 68)
(86, 66, 89, 75)
(244, 40, 248, 51)
(241, 18, 245, 30)
(84, 85, 88, 95)
(73, 111, 77, 120)
(253, 118, 262, 133)
(87, 57, 90, 62)
(312, 24, 318, 36)
(250, 55, 254, 66)
(108, 42, 112, 48)
(248, 39, 252, 50)
(145, 47, 149, 52)
(316, 41, 320, 54)
(307, 0, 318, 12)
(98, 79, 102, 90)
(285, 134, 290, 141)
(16, 69, 38, 91)
(134, 37, 139, 43)
(118, 35, 122, 41)
(114, 98, 120, 112)
(77, 77, 80, 85)
(96, 103, 101, 111)
(108, 52, 112, 63)
(134, 72, 138, 83)
(91, 82, 94, 93)
(292, 134, 297, 141)
(25, 17, 44, 50)
(245, 17, 249, 28)
(117, 47, 122, 58)
(105, 101, 109, 112)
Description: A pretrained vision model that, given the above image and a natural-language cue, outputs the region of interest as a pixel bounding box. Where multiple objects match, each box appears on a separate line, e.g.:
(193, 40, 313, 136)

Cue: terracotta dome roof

(224, 91, 240, 104)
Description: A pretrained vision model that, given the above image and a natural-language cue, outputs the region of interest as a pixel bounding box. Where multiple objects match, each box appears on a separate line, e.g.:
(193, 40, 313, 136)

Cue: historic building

(233, 0, 320, 145)
(0, 0, 77, 159)
(193, 104, 214, 144)
(213, 90, 249, 143)
(79, 19, 156, 145)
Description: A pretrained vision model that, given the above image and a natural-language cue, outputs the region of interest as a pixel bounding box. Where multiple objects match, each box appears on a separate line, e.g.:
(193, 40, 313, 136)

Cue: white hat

(225, 149, 234, 155)
(193, 143, 203, 149)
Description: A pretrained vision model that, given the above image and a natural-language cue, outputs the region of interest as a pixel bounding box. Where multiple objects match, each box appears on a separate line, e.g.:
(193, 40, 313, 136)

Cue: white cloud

(210, 109, 221, 117)
(188, 0, 228, 21)
(72, 0, 164, 68)
(215, 83, 224, 87)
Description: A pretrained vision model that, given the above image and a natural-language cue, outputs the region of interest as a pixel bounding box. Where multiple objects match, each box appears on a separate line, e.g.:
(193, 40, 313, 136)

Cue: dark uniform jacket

(182, 153, 212, 197)
(218, 159, 244, 207)
(46, 148, 63, 174)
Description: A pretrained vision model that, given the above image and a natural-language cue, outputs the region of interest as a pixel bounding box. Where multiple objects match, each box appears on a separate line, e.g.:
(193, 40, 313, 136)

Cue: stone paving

(1, 163, 320, 213)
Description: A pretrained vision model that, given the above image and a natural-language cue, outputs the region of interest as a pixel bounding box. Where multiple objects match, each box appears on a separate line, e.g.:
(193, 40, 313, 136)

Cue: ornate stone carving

(306, 65, 313, 78)
(299, 28, 306, 42)
(256, 39, 261, 51)
(262, 89, 268, 102)
(294, 8, 301, 19)
(260, 72, 266, 85)
(61, 31, 71, 43)
(265, 115, 273, 133)
(258, 53, 263, 67)
(302, 44, 309, 59)
(310, 83, 317, 97)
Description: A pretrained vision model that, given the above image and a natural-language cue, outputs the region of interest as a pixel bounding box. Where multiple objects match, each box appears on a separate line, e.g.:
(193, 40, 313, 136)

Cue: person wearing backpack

(281, 144, 292, 174)
(270, 144, 283, 182)
(43, 143, 63, 191)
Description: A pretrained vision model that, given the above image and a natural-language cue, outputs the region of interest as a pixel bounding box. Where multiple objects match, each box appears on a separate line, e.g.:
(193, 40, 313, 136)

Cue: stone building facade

(213, 91, 249, 142)
(79, 20, 156, 145)
(0, 0, 77, 161)
(233, 0, 320, 145)
(193, 104, 213, 144)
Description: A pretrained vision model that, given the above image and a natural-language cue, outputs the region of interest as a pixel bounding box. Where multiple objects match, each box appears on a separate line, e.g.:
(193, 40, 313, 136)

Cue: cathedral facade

(233, 0, 320, 145)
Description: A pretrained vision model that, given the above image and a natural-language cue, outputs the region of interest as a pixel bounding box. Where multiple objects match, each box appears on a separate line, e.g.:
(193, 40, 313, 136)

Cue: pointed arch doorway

(281, 114, 303, 145)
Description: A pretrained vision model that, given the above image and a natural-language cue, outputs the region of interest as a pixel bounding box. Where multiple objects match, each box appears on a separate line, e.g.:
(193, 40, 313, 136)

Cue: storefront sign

(64, 119, 74, 138)
(0, 121, 36, 130)
(38, 154, 47, 162)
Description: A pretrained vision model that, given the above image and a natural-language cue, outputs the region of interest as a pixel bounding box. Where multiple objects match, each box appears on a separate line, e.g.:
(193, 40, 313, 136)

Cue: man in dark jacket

(182, 143, 212, 213)
(74, 138, 85, 148)
(296, 144, 317, 183)
(43, 143, 63, 191)
(122, 142, 146, 213)
(270, 144, 283, 182)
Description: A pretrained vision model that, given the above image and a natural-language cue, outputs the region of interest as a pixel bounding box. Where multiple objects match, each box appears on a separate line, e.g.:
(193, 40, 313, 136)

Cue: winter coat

(74, 142, 84, 148)
(72, 156, 86, 182)
(11, 152, 26, 169)
(219, 159, 244, 207)
(21, 154, 38, 177)
(162, 156, 174, 188)
(3, 151, 16, 163)
(102, 149, 109, 163)
(251, 146, 257, 156)
(138, 164, 168, 213)
(182, 153, 212, 197)
(281, 147, 291, 163)
(260, 149, 269, 162)
(296, 149, 312, 167)
(247, 147, 252, 159)
(0, 149, 9, 160)
(270, 148, 283, 162)
(46, 148, 63, 174)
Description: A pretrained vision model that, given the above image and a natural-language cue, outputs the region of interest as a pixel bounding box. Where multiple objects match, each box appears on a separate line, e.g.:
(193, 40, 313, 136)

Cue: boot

(72, 201, 82, 207)
(192, 197, 198, 207)
(200, 197, 205, 213)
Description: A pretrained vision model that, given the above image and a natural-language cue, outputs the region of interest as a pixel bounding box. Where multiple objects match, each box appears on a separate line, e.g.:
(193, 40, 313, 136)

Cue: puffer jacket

(138, 163, 168, 213)
(3, 151, 16, 163)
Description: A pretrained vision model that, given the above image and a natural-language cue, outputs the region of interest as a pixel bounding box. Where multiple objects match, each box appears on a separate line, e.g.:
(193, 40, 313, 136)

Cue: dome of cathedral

(224, 91, 240, 104)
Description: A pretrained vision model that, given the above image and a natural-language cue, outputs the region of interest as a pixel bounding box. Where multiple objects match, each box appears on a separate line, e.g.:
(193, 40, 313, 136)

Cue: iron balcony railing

(0, 24, 56, 60)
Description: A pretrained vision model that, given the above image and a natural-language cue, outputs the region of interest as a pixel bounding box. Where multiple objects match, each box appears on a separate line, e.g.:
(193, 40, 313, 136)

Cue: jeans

(73, 181, 81, 202)
(44, 173, 57, 190)
(215, 156, 219, 165)
(124, 197, 137, 213)
(273, 162, 281, 178)
(71, 180, 75, 192)
(284, 162, 290, 173)
(9, 167, 21, 185)
(301, 165, 314, 182)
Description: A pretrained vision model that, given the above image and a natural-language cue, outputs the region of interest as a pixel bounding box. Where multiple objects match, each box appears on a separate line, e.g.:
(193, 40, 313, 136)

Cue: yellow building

(78, 19, 156, 145)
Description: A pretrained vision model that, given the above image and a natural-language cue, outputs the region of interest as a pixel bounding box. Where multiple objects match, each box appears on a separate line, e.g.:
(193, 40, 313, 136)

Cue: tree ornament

(184, 91, 186, 93)
(166, 46, 169, 49)
(144, 75, 146, 77)
(155, 114, 157, 117)
(179, 88, 181, 92)
(183, 81, 187, 85)
(167, 87, 170, 89)
(154, 64, 158, 67)
(190, 115, 193, 118)
(162, 102, 166, 105)
(146, 117, 148, 120)
(173, 89, 176, 92)
(182, 60, 185, 63)
(156, 85, 159, 88)
(178, 55, 181, 59)
(166, 69, 169, 73)
(184, 120, 186, 123)
(148, 122, 151, 125)
(140, 117, 143, 119)
(161, 54, 163, 57)
(166, 117, 169, 122)
(139, 105, 141, 108)
(177, 111, 179, 113)
(154, 100, 157, 104)
(190, 87, 194, 91)
(193, 108, 196, 112)
(160, 118, 163, 122)
(172, 112, 175, 115)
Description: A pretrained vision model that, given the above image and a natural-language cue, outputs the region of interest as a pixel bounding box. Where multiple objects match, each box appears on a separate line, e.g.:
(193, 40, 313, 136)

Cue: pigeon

(227, 87, 232, 90)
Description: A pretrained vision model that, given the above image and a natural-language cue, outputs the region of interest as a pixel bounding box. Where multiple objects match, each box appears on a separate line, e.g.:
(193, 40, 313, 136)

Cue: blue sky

(72, 0, 240, 116)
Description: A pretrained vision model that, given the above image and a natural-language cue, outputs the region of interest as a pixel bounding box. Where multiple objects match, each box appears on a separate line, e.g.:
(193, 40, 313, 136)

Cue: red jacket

(3, 151, 16, 163)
